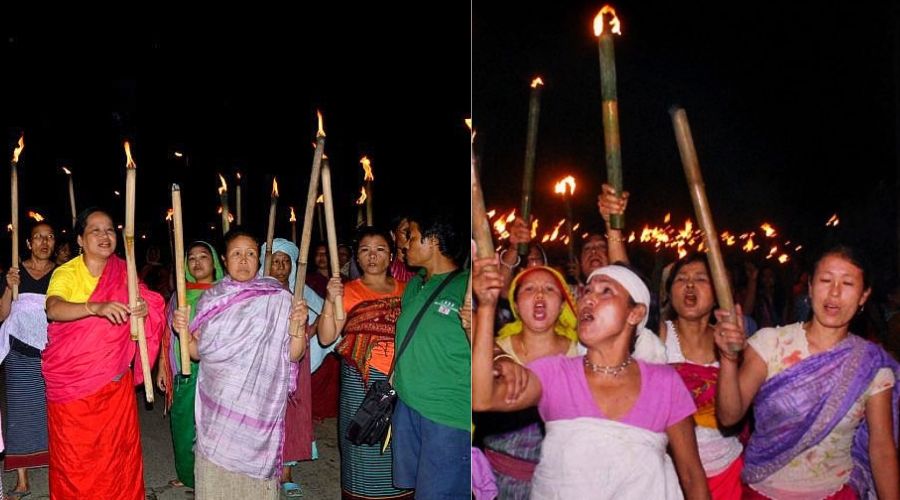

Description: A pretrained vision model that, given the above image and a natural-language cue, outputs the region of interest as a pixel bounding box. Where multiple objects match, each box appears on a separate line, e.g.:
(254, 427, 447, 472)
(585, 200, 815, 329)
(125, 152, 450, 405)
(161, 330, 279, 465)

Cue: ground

(0, 394, 341, 499)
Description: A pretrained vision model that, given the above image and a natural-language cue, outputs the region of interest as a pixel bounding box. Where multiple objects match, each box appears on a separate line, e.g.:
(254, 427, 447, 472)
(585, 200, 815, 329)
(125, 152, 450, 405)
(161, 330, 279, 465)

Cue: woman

(156, 241, 223, 490)
(318, 227, 412, 499)
(661, 254, 744, 499)
(259, 238, 324, 498)
(717, 246, 899, 498)
(43, 208, 165, 499)
(473, 258, 709, 499)
(0, 222, 57, 498)
(476, 265, 579, 499)
(174, 228, 308, 499)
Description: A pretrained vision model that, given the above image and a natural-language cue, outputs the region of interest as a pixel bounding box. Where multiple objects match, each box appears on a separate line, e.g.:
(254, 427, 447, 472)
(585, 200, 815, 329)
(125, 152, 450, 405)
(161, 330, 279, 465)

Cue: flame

(778, 254, 789, 264)
(628, 231, 636, 243)
(795, 245, 803, 252)
(272, 178, 279, 198)
(531, 219, 539, 239)
(174, 151, 183, 158)
(289, 207, 297, 222)
(465, 118, 476, 142)
(356, 187, 367, 205)
(663, 213, 671, 224)
(113, 190, 121, 197)
(554, 176, 576, 196)
(316, 194, 324, 204)
(760, 223, 777, 238)
(61, 166, 72, 175)
(486, 209, 496, 218)
(6, 224, 10, 232)
(531, 77, 544, 88)
(721, 231, 736, 246)
(236, 171, 241, 180)
(743, 235, 755, 252)
(593, 5, 622, 37)
(316, 110, 326, 138)
(826, 214, 840, 227)
(27, 211, 44, 222)
(123, 141, 135, 169)
(572, 223, 580, 232)
(218, 174, 227, 195)
(217, 206, 223, 214)
(165, 208, 174, 221)
(677, 220, 693, 240)
(11, 135, 24, 164)
(677, 248, 687, 259)
(360, 156, 374, 181)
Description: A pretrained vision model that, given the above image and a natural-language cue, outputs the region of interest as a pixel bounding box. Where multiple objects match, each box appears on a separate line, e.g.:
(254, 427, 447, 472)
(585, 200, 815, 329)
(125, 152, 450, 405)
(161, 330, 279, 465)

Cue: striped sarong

(339, 360, 413, 499)
(4, 345, 49, 470)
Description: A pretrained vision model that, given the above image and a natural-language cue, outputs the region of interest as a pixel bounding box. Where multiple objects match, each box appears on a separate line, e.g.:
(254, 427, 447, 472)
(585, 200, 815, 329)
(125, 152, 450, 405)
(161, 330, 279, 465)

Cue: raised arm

(714, 306, 767, 426)
(598, 183, 630, 265)
(471, 254, 542, 412)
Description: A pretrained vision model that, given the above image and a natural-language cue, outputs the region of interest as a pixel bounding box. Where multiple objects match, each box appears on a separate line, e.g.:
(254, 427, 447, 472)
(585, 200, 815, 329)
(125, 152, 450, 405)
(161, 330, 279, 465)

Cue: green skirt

(170, 360, 199, 488)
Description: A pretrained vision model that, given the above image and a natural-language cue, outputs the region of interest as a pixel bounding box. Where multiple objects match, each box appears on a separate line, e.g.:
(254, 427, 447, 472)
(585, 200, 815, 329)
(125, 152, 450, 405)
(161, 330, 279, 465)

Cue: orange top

(342, 278, 406, 376)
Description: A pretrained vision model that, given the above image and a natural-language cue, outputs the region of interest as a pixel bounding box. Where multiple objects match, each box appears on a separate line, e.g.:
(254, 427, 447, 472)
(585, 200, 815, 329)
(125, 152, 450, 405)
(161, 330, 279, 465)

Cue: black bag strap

(387, 268, 463, 379)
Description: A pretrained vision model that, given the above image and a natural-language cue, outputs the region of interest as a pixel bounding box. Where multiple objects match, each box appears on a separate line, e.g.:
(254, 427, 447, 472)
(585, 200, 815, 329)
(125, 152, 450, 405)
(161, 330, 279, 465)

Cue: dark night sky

(1, 7, 470, 259)
(475, 2, 900, 279)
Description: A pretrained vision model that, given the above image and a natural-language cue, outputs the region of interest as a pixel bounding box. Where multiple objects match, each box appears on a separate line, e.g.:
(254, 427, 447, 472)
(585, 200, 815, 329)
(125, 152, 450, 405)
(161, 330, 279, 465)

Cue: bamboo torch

(123, 142, 154, 402)
(235, 171, 243, 226)
(468, 119, 496, 265)
(519, 77, 544, 256)
(355, 187, 367, 229)
(360, 156, 374, 226)
(670, 107, 740, 353)
(594, 6, 625, 229)
(321, 158, 344, 320)
(217, 174, 231, 235)
(289, 111, 326, 337)
(9, 135, 23, 300)
(171, 185, 190, 375)
(264, 178, 279, 276)
(62, 166, 77, 228)
(290, 206, 297, 244)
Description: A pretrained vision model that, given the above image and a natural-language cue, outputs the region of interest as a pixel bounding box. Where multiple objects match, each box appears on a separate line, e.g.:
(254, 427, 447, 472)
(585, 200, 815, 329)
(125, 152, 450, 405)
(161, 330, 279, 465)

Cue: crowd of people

(472, 184, 900, 499)
(0, 207, 469, 500)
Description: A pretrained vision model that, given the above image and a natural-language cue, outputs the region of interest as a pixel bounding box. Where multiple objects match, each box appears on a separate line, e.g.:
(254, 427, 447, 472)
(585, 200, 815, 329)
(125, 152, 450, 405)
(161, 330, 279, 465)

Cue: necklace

(583, 355, 634, 376)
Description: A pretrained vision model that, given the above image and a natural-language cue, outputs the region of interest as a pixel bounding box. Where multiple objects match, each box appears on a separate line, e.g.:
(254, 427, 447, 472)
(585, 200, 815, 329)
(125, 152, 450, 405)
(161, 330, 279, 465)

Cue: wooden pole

(171, 184, 190, 375)
(123, 142, 155, 402)
(264, 178, 278, 276)
(519, 77, 543, 256)
(595, 7, 625, 229)
(670, 107, 741, 353)
(9, 136, 22, 301)
(321, 158, 344, 321)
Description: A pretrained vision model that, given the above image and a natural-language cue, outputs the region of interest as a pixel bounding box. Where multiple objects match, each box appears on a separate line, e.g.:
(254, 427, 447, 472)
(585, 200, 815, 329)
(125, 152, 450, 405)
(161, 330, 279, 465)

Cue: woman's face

(77, 212, 116, 259)
(526, 246, 545, 268)
(28, 223, 56, 261)
(224, 235, 259, 282)
(669, 260, 715, 320)
(188, 245, 214, 283)
(271, 252, 293, 287)
(55, 242, 72, 264)
(809, 254, 871, 330)
(515, 270, 563, 333)
(357, 235, 390, 277)
(576, 274, 644, 346)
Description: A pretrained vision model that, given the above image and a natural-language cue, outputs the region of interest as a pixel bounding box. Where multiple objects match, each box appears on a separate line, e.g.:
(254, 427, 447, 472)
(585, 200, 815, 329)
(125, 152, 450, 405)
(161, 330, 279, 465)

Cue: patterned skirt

(339, 360, 413, 499)
(4, 347, 49, 470)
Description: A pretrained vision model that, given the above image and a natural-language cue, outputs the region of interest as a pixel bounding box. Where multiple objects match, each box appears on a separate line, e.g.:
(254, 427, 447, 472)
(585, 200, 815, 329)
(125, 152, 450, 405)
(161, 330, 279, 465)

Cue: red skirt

(47, 372, 144, 499)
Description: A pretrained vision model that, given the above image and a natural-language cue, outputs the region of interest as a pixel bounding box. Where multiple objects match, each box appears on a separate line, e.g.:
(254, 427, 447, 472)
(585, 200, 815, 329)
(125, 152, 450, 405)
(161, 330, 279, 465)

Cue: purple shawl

(743, 334, 900, 497)
(190, 276, 298, 480)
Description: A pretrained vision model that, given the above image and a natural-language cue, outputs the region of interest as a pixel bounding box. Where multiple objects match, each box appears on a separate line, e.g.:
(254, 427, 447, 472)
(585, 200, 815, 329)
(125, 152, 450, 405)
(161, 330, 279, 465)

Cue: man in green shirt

(392, 213, 470, 499)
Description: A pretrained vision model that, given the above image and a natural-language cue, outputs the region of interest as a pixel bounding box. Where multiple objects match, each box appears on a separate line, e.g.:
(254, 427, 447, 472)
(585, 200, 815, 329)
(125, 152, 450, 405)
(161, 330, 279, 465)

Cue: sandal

(281, 482, 302, 498)
(168, 479, 185, 487)
(5, 490, 31, 500)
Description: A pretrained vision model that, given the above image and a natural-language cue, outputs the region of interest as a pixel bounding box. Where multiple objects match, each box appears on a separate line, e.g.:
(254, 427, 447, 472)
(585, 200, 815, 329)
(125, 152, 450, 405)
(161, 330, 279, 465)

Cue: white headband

(586, 265, 651, 333)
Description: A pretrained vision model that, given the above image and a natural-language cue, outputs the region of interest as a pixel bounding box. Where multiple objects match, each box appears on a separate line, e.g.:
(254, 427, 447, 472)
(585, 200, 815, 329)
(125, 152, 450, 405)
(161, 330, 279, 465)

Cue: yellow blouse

(46, 256, 100, 304)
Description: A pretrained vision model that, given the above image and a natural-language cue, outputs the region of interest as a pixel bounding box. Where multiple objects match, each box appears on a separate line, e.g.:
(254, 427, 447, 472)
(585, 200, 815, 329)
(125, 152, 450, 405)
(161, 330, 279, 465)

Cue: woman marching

(716, 245, 899, 498)
(43, 208, 165, 498)
(0, 221, 57, 498)
(318, 226, 413, 500)
(473, 257, 709, 499)
(157, 241, 223, 490)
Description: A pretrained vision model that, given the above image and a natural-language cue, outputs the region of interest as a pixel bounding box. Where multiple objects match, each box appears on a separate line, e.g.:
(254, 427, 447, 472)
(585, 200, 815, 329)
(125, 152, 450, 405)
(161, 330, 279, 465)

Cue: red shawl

(336, 296, 402, 385)
(42, 255, 165, 403)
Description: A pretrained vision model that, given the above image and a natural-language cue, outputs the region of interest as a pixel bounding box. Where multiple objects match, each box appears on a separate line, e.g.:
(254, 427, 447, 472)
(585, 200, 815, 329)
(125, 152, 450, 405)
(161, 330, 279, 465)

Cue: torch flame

(356, 187, 367, 205)
(123, 141, 135, 169)
(316, 110, 326, 138)
(531, 219, 539, 239)
(743, 236, 755, 252)
(27, 211, 44, 222)
(531, 77, 544, 88)
(165, 208, 174, 221)
(289, 207, 297, 222)
(360, 156, 374, 181)
(663, 213, 671, 223)
(826, 214, 840, 227)
(11, 135, 24, 164)
(218, 174, 227, 195)
(593, 5, 622, 37)
(486, 209, 496, 218)
(554, 176, 576, 196)
(61, 166, 72, 175)
(316, 194, 324, 204)
(272, 178, 279, 198)
(6, 224, 11, 232)
(761, 223, 777, 238)
(778, 254, 789, 264)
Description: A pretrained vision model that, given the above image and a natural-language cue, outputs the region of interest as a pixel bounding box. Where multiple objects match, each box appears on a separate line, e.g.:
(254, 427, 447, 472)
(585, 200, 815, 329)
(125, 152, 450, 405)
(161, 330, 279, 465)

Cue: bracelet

(321, 311, 334, 318)
(84, 302, 94, 316)
(492, 353, 516, 364)
(605, 233, 627, 243)
(498, 249, 521, 270)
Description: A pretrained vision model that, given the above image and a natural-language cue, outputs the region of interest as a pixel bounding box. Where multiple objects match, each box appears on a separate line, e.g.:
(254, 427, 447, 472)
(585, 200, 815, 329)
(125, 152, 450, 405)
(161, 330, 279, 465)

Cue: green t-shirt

(394, 268, 470, 431)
